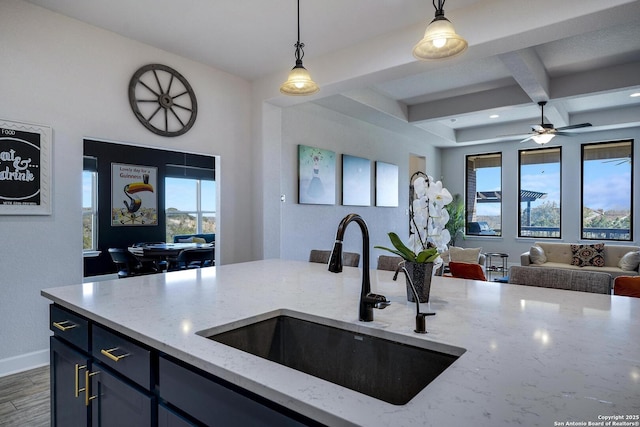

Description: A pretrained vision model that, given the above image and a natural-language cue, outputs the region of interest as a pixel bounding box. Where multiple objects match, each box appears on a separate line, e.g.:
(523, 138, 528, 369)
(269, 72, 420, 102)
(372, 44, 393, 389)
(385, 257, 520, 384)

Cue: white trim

(0, 349, 49, 377)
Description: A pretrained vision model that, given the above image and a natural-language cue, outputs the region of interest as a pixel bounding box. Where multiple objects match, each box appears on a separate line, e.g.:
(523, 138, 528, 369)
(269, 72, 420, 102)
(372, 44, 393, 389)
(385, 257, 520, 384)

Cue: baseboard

(0, 349, 49, 377)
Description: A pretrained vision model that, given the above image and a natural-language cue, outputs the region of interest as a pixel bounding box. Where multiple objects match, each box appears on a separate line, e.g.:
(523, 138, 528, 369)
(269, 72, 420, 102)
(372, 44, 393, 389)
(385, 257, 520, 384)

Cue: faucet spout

(329, 213, 389, 321)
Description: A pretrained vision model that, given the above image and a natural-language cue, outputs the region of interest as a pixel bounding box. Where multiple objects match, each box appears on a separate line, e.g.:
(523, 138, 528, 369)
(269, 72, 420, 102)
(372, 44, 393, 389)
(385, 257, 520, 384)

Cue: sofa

(520, 241, 640, 284)
(509, 266, 612, 294)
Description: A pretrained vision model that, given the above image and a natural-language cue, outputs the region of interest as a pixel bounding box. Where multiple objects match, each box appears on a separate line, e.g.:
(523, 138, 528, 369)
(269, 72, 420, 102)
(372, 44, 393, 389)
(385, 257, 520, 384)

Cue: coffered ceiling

(26, 0, 640, 146)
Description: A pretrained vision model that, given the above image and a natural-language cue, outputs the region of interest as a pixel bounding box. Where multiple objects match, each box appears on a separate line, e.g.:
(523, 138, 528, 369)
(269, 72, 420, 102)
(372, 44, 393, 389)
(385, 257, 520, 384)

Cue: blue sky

(474, 157, 631, 217)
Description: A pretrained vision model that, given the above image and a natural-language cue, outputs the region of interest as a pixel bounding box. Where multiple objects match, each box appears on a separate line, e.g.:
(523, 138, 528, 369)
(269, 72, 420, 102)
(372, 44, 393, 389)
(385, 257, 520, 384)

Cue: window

(165, 177, 216, 241)
(82, 158, 98, 251)
(518, 147, 561, 238)
(465, 153, 501, 237)
(581, 140, 633, 241)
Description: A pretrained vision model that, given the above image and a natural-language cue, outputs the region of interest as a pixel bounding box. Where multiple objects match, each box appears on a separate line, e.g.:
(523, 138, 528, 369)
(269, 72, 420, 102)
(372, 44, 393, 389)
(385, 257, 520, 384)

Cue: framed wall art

(375, 161, 399, 207)
(298, 145, 336, 205)
(0, 119, 52, 215)
(111, 163, 158, 225)
(342, 154, 371, 206)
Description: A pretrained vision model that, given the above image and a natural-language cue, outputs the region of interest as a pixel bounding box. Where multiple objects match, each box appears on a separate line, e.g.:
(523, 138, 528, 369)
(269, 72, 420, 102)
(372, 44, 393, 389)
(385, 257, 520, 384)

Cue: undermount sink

(197, 310, 465, 405)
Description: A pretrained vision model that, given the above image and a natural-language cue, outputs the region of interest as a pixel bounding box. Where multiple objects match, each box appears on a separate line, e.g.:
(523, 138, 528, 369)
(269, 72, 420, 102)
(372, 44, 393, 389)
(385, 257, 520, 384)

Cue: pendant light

(413, 0, 468, 60)
(280, 0, 319, 96)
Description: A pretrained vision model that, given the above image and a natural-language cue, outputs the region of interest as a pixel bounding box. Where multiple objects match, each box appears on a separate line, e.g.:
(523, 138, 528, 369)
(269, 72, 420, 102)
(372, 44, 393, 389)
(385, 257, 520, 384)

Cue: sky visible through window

(476, 166, 500, 217)
(520, 162, 560, 209)
(583, 158, 630, 211)
(166, 177, 216, 212)
(82, 171, 92, 209)
(476, 157, 630, 215)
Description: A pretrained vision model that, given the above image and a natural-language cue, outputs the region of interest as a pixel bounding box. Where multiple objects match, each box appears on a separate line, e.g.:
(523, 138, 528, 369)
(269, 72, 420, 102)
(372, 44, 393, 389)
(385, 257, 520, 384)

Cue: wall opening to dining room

(83, 139, 217, 277)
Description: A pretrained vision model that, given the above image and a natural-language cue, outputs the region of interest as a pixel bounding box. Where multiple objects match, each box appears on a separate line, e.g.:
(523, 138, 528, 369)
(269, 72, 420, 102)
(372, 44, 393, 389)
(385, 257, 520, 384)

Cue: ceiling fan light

(531, 133, 555, 145)
(280, 62, 319, 96)
(413, 17, 467, 60)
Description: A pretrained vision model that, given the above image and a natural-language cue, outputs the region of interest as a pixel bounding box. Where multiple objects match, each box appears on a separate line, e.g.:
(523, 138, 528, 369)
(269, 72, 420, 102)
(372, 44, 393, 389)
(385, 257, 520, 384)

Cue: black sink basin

(200, 312, 465, 405)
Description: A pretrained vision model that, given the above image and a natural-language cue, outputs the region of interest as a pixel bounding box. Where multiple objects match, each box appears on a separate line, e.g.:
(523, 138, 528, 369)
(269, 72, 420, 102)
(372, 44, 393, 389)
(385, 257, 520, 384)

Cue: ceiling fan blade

(555, 123, 592, 131)
(553, 131, 578, 136)
(519, 134, 536, 143)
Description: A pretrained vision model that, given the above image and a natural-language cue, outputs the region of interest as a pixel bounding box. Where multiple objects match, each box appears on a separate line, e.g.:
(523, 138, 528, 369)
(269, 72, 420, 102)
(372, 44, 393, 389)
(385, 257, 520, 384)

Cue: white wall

(0, 1, 252, 372)
(440, 128, 640, 262)
(278, 102, 441, 266)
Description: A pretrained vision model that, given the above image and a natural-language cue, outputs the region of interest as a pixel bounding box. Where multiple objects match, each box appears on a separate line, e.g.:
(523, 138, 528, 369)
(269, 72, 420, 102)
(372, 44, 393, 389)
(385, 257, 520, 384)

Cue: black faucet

(394, 266, 436, 334)
(328, 213, 390, 321)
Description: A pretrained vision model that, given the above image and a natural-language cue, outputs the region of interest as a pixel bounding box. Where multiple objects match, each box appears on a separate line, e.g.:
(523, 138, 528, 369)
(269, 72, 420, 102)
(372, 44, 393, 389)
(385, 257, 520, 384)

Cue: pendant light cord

(294, 0, 305, 62)
(433, 0, 445, 18)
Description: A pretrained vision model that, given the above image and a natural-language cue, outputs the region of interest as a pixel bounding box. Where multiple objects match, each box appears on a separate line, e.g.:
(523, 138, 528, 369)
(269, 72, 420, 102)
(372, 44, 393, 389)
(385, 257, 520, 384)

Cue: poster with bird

(111, 163, 158, 226)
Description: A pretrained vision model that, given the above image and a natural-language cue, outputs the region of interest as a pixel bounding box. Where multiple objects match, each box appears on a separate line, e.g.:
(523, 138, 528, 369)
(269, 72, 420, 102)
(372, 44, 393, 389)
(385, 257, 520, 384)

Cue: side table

(484, 252, 509, 281)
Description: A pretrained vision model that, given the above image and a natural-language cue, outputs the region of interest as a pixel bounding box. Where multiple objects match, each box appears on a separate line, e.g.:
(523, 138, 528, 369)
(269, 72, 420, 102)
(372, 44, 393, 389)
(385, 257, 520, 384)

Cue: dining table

(128, 242, 214, 271)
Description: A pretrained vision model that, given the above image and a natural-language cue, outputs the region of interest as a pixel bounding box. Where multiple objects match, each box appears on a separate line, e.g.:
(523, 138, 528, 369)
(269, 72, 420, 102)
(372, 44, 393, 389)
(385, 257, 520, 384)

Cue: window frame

(517, 146, 562, 239)
(82, 169, 98, 251)
(580, 140, 633, 241)
(165, 177, 216, 241)
(465, 152, 502, 238)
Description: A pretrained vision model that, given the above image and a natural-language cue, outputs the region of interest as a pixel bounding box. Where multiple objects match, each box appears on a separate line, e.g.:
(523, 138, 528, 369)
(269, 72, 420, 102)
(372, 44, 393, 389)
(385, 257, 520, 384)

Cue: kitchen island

(42, 259, 640, 426)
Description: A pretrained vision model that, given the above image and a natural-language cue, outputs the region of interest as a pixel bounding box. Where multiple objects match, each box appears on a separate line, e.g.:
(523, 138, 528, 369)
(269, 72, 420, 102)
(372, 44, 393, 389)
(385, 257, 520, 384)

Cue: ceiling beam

(498, 49, 550, 103)
(407, 85, 531, 123)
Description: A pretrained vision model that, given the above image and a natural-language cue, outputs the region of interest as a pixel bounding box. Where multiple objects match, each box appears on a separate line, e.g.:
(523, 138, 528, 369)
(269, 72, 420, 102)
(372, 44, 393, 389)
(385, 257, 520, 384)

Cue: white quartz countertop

(42, 259, 640, 426)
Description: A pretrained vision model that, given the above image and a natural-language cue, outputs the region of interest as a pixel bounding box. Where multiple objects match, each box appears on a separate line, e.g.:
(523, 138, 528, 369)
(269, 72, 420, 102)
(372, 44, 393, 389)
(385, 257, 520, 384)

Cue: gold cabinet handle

(100, 347, 130, 362)
(52, 320, 78, 331)
(85, 370, 99, 406)
(74, 364, 87, 398)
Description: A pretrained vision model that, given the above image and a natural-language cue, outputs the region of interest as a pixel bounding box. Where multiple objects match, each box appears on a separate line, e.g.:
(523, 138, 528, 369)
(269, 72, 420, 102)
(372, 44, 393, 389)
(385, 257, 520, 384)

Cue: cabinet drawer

(159, 356, 311, 427)
(92, 324, 152, 391)
(50, 304, 89, 352)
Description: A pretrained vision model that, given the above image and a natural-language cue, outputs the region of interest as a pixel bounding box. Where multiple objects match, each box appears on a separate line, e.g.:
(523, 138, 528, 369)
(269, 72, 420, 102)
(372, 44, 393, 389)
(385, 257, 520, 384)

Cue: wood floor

(0, 366, 50, 427)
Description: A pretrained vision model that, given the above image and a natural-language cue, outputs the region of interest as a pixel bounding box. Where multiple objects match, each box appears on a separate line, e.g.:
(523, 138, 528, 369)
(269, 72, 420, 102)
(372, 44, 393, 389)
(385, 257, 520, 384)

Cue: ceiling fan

(520, 101, 592, 145)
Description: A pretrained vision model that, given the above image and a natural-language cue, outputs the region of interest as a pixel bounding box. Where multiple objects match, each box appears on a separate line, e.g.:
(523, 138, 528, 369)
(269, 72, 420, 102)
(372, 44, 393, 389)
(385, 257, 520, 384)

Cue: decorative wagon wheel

(128, 64, 198, 137)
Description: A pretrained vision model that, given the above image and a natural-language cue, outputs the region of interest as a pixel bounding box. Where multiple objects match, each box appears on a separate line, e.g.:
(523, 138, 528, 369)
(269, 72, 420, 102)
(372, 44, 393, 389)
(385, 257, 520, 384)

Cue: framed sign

(0, 119, 52, 215)
(111, 163, 158, 226)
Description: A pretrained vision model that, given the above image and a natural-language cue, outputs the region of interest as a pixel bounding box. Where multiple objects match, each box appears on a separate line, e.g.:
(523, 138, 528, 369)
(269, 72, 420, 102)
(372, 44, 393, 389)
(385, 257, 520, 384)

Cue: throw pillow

(618, 251, 640, 271)
(570, 243, 605, 267)
(178, 237, 194, 243)
(192, 237, 207, 243)
(449, 246, 482, 264)
(529, 245, 547, 265)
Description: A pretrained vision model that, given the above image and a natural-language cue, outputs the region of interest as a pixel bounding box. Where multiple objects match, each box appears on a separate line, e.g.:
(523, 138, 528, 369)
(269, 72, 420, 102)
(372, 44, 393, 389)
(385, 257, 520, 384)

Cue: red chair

(448, 261, 487, 281)
(613, 276, 640, 298)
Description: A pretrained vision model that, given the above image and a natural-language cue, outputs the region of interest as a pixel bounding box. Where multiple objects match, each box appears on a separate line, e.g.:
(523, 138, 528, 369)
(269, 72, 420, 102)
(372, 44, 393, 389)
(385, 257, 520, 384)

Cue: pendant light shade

(280, 0, 319, 96)
(413, 0, 467, 60)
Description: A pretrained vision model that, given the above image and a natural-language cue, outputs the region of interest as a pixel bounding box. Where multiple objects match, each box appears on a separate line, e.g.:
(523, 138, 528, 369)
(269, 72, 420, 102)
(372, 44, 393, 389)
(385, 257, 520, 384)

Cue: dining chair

(172, 247, 215, 270)
(613, 276, 640, 298)
(377, 255, 404, 272)
(448, 261, 487, 281)
(108, 248, 158, 279)
(309, 249, 360, 267)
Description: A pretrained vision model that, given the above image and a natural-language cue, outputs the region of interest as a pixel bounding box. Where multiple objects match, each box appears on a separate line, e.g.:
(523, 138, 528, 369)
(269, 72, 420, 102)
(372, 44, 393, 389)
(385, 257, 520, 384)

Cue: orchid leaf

(415, 247, 438, 263)
(386, 232, 417, 261)
(373, 245, 414, 262)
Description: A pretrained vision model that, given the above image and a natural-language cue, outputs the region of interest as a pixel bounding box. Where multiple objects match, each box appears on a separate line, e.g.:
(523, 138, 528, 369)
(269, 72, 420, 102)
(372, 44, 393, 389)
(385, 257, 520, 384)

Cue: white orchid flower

(402, 173, 455, 259)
